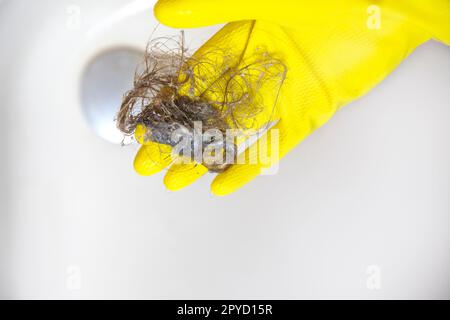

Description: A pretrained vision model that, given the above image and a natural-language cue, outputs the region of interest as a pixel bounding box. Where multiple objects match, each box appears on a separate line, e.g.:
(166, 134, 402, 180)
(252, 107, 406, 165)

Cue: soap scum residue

(117, 32, 287, 173)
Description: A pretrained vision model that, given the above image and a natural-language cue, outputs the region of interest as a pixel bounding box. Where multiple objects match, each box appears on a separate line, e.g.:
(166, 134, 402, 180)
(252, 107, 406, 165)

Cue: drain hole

(80, 48, 143, 144)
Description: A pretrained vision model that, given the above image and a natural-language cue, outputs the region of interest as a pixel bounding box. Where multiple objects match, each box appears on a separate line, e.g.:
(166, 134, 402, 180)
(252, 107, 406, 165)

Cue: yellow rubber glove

(134, 0, 450, 195)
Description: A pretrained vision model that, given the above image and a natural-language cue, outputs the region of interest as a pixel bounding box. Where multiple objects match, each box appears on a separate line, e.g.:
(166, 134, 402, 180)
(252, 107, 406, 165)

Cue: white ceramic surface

(0, 0, 449, 299)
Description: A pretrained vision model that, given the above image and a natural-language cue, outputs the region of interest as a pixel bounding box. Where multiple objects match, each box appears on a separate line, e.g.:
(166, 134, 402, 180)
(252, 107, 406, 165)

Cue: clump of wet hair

(117, 32, 287, 172)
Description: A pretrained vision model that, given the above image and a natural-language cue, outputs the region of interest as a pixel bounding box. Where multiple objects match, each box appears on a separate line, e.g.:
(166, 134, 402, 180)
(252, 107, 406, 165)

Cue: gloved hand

(134, 0, 450, 195)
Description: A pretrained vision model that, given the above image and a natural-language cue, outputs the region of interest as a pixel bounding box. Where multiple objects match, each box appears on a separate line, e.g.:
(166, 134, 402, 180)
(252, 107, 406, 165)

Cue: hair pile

(117, 32, 287, 172)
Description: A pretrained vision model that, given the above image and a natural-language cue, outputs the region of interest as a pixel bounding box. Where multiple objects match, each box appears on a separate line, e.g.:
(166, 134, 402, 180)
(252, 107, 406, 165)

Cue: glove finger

(154, 0, 366, 29)
(210, 123, 287, 196)
(134, 143, 173, 176)
(164, 162, 208, 191)
(154, 0, 259, 28)
(211, 163, 260, 196)
(134, 124, 154, 145)
(211, 102, 335, 196)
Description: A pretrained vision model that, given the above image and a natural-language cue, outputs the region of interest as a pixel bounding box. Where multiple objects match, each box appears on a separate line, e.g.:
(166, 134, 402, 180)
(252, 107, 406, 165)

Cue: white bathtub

(0, 0, 449, 299)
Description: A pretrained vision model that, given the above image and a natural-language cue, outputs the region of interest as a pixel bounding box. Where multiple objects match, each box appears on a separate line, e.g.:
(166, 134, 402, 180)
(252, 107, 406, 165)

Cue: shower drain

(80, 48, 143, 144)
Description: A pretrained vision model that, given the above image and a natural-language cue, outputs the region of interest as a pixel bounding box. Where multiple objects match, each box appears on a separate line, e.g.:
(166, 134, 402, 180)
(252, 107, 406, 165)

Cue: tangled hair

(117, 32, 287, 172)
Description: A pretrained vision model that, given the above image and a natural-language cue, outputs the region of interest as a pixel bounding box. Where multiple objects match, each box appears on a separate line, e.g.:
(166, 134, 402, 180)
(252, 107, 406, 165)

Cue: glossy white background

(0, 0, 449, 299)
